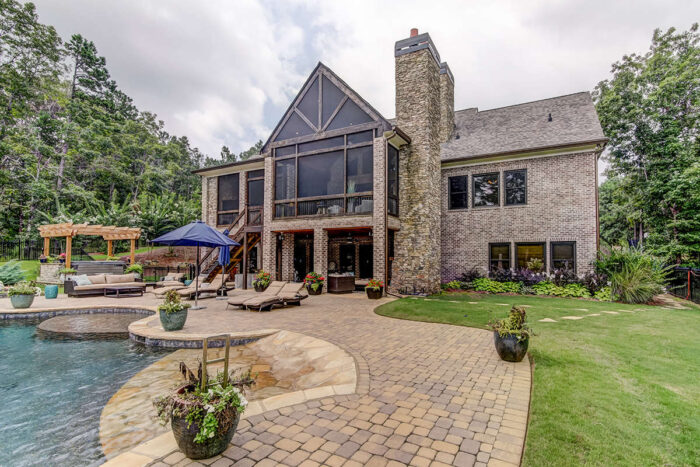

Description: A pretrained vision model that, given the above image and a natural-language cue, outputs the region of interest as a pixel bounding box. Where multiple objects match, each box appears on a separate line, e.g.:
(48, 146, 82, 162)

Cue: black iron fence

(0, 238, 149, 262)
(668, 267, 700, 304)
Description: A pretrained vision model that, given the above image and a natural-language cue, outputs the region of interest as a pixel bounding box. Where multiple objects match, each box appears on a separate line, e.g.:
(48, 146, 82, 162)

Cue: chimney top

(410, 28, 419, 37)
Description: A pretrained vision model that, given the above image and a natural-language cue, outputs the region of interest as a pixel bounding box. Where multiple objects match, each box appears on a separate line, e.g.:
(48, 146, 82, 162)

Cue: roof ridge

(455, 91, 591, 115)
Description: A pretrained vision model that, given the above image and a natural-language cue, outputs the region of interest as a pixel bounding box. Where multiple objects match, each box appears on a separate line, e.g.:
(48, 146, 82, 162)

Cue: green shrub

(594, 286, 612, 301)
(533, 281, 590, 298)
(8, 281, 37, 296)
(521, 285, 535, 295)
(597, 247, 671, 303)
(0, 260, 25, 285)
(533, 281, 558, 295)
(490, 306, 532, 341)
(501, 281, 523, 293)
(442, 280, 463, 290)
(125, 263, 143, 275)
(473, 278, 522, 294)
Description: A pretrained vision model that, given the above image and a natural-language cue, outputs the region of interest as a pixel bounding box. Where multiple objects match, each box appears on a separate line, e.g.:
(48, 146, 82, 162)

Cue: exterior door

(359, 244, 373, 279)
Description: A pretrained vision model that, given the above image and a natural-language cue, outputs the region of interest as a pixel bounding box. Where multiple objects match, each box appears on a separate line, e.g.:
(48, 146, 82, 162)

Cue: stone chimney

(391, 29, 449, 294)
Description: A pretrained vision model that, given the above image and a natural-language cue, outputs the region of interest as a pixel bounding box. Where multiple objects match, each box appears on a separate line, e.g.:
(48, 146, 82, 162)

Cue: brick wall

(440, 151, 598, 280)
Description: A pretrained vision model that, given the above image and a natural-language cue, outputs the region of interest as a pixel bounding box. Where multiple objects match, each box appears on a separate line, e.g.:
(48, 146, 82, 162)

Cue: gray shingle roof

(441, 92, 606, 161)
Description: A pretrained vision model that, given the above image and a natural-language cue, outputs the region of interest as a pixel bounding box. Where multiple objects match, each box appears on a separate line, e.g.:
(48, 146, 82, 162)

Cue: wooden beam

(43, 237, 50, 257)
(130, 239, 136, 264)
(242, 233, 248, 290)
(65, 235, 72, 269)
(107, 240, 113, 257)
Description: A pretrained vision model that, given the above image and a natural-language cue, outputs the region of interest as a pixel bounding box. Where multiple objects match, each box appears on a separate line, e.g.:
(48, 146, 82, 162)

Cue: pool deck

(2, 291, 531, 467)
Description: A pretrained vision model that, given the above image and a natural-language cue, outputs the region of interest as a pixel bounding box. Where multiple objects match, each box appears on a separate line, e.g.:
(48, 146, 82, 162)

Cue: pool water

(0, 320, 171, 466)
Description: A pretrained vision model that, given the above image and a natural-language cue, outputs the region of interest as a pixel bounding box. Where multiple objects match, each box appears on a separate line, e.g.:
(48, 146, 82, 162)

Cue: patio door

(358, 244, 373, 279)
(293, 234, 314, 282)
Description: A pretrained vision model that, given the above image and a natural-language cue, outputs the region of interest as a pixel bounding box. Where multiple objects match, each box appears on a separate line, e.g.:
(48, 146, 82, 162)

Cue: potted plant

(252, 270, 271, 292)
(490, 306, 532, 362)
(154, 363, 253, 459)
(58, 267, 77, 282)
(365, 278, 384, 299)
(39, 254, 48, 264)
(9, 281, 37, 309)
(304, 272, 324, 295)
(125, 263, 143, 279)
(57, 253, 66, 263)
(158, 290, 190, 331)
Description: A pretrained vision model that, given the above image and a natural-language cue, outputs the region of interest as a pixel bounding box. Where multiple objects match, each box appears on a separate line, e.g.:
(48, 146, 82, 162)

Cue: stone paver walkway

(3, 292, 530, 466)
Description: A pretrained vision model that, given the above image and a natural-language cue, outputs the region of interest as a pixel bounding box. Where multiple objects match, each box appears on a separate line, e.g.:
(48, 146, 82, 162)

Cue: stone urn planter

(493, 332, 529, 362)
(254, 283, 268, 292)
(159, 308, 188, 331)
(10, 294, 35, 309)
(366, 287, 383, 299)
(306, 284, 323, 295)
(171, 391, 241, 459)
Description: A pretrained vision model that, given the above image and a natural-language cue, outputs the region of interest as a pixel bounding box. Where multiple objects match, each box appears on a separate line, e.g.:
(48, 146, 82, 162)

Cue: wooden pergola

(38, 223, 142, 268)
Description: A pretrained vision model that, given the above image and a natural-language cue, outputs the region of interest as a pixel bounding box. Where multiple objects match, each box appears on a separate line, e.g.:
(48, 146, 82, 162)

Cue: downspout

(384, 136, 389, 296)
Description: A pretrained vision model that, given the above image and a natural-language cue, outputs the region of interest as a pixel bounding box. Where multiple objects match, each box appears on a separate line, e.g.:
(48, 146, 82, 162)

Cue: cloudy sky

(31, 0, 699, 160)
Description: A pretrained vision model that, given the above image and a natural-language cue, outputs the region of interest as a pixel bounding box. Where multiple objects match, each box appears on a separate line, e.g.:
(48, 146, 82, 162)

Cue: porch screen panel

(275, 159, 295, 200)
(347, 146, 373, 193)
(297, 150, 344, 198)
(248, 179, 264, 207)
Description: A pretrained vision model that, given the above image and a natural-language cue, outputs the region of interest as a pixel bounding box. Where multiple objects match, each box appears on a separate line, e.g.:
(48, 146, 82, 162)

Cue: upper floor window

(473, 173, 499, 207)
(346, 146, 373, 193)
(217, 173, 239, 226)
(387, 144, 399, 216)
(448, 175, 468, 210)
(505, 169, 527, 206)
(551, 242, 576, 271)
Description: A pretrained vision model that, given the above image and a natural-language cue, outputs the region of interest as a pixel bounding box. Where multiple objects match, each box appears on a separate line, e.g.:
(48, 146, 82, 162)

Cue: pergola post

(43, 237, 50, 257)
(65, 236, 72, 269)
(107, 240, 113, 257)
(130, 239, 136, 264)
(242, 233, 248, 290)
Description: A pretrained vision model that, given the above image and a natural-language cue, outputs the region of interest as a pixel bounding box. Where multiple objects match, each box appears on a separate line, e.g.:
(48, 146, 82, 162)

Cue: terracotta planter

(159, 308, 188, 331)
(306, 283, 323, 295)
(366, 287, 383, 299)
(171, 395, 240, 459)
(10, 294, 35, 309)
(493, 332, 528, 362)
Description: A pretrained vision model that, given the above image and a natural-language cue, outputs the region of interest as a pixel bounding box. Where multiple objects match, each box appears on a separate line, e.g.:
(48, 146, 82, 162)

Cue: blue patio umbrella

(152, 221, 238, 309)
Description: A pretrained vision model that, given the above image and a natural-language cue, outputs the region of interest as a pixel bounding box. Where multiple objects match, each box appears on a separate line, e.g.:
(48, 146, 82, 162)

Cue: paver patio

(1, 291, 531, 466)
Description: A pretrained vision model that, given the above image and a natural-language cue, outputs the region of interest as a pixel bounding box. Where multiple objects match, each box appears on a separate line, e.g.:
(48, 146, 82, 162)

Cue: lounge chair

(176, 274, 225, 299)
(243, 282, 308, 312)
(155, 272, 186, 288)
(226, 281, 285, 309)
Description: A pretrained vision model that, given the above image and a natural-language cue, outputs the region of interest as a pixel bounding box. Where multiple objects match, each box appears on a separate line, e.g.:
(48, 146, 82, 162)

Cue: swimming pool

(0, 320, 170, 466)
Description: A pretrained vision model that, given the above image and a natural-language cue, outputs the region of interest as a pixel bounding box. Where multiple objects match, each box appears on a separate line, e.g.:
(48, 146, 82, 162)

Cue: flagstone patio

(2, 291, 531, 467)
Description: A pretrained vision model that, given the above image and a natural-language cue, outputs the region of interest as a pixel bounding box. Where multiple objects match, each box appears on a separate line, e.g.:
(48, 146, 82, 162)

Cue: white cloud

(31, 0, 699, 164)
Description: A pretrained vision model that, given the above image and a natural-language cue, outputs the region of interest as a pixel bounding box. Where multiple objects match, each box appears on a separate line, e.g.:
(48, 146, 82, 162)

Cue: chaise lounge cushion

(228, 283, 285, 307)
(277, 283, 306, 301)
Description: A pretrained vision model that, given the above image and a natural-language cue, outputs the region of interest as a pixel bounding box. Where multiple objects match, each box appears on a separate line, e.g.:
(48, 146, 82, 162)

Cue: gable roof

(441, 92, 607, 161)
(262, 62, 391, 152)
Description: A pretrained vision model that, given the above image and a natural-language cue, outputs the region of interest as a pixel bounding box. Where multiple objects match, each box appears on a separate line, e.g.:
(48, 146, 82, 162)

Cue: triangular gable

(263, 63, 389, 151)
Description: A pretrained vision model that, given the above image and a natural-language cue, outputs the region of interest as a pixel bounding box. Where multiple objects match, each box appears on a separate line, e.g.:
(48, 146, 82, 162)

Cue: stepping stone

(602, 311, 619, 315)
(538, 318, 557, 323)
(621, 310, 635, 313)
(586, 313, 601, 316)
(424, 298, 436, 301)
(448, 300, 460, 303)
(468, 302, 478, 305)
(519, 305, 532, 308)
(496, 303, 510, 306)
(575, 308, 589, 311)
(561, 316, 584, 320)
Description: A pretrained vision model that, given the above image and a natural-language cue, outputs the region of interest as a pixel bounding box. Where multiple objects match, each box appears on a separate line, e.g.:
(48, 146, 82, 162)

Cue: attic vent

(548, 113, 552, 122)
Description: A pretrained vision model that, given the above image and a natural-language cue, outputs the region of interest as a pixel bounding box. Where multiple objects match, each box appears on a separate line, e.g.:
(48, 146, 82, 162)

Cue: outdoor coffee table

(104, 285, 144, 298)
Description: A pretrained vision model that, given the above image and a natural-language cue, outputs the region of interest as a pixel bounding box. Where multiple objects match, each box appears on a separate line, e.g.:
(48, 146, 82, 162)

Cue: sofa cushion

(106, 273, 136, 284)
(88, 274, 106, 284)
(73, 274, 92, 286)
(74, 284, 109, 291)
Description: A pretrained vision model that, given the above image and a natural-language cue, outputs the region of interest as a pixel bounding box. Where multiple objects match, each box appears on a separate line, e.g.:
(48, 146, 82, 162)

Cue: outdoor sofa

(64, 273, 144, 297)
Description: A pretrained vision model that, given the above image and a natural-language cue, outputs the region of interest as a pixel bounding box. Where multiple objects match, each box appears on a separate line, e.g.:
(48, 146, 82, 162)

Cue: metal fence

(668, 267, 700, 304)
(143, 264, 196, 282)
(0, 238, 148, 262)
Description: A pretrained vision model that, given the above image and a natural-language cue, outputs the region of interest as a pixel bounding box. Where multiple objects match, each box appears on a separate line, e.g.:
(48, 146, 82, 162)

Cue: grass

(89, 245, 166, 260)
(0, 260, 40, 282)
(376, 292, 699, 466)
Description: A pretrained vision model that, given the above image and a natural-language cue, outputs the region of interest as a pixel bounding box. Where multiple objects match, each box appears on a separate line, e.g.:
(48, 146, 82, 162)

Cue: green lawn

(0, 260, 40, 282)
(89, 245, 166, 260)
(376, 293, 699, 466)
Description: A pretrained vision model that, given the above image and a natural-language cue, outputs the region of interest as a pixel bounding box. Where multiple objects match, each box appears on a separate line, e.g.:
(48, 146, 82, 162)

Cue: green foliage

(365, 278, 384, 291)
(57, 267, 76, 275)
(125, 263, 143, 275)
(8, 281, 37, 296)
(594, 286, 612, 301)
(533, 281, 591, 298)
(473, 278, 522, 294)
(0, 261, 25, 285)
(490, 306, 532, 341)
(442, 280, 463, 290)
(526, 258, 544, 273)
(596, 246, 671, 303)
(594, 24, 700, 265)
(252, 270, 271, 288)
(304, 272, 324, 291)
(158, 289, 190, 314)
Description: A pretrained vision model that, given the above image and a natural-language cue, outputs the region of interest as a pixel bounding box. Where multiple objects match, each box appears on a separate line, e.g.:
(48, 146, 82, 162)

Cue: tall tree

(594, 24, 700, 265)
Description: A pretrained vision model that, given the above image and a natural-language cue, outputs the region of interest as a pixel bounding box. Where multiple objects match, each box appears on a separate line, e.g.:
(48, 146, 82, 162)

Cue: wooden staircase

(197, 208, 263, 286)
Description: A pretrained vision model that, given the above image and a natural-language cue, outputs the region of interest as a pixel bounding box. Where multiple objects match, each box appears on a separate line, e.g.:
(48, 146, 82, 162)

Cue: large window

(551, 242, 576, 271)
(505, 169, 527, 206)
(448, 175, 468, 209)
(387, 144, 399, 216)
(217, 173, 239, 226)
(489, 243, 511, 271)
(516, 243, 545, 270)
(473, 173, 499, 207)
(346, 146, 373, 193)
(298, 150, 344, 198)
(273, 131, 377, 218)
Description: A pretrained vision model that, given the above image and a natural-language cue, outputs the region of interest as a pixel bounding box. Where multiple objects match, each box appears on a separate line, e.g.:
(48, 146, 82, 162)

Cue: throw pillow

(74, 274, 92, 286)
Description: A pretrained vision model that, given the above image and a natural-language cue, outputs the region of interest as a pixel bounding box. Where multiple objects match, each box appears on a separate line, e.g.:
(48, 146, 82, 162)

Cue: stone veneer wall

(438, 70, 454, 143)
(391, 46, 443, 294)
(440, 151, 599, 280)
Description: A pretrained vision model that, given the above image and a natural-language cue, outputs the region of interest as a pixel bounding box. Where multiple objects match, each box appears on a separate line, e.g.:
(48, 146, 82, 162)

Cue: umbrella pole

(192, 243, 205, 310)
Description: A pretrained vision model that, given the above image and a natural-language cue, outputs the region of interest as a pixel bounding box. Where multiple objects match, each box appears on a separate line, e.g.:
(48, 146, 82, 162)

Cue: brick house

(194, 29, 607, 294)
